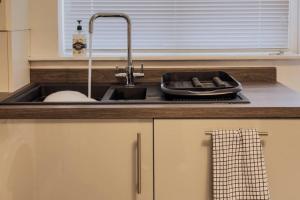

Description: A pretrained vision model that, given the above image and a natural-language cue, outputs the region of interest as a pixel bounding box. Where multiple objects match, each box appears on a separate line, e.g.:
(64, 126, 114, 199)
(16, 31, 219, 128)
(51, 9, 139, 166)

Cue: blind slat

(62, 0, 289, 52)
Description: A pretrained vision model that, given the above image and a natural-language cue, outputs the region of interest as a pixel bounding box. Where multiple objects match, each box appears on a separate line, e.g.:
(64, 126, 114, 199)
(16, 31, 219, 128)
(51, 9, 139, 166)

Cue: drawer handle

(137, 133, 142, 194)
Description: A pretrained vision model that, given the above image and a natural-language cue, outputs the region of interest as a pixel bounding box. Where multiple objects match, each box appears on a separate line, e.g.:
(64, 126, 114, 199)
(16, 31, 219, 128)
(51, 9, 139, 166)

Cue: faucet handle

(115, 65, 126, 73)
(115, 66, 120, 73)
(115, 66, 127, 78)
(133, 72, 144, 78)
(133, 64, 145, 78)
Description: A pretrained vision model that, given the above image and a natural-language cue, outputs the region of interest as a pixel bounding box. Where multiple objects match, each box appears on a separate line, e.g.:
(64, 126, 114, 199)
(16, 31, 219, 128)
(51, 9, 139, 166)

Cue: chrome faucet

(89, 13, 144, 87)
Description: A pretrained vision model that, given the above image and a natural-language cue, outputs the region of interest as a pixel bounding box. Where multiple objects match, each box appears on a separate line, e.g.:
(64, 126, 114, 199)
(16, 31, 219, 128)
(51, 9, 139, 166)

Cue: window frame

(288, 0, 299, 54)
(58, 0, 300, 58)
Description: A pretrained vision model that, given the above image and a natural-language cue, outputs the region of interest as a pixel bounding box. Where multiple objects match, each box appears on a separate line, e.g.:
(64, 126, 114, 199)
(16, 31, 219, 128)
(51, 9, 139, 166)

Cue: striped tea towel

(212, 129, 270, 200)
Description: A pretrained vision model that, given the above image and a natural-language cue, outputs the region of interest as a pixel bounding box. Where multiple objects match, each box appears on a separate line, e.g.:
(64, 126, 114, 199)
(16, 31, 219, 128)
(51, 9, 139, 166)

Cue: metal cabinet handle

(137, 133, 142, 194)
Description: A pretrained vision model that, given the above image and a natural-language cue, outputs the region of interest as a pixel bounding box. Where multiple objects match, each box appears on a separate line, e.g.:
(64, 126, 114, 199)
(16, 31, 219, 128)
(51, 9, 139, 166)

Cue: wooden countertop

(1, 83, 300, 119)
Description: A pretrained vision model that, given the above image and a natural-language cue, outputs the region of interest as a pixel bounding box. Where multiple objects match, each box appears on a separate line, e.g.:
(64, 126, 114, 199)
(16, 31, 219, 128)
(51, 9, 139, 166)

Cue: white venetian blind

(62, 0, 290, 54)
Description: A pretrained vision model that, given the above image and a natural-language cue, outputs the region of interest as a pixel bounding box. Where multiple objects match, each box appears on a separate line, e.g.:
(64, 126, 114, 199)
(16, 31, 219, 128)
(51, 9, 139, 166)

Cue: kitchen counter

(1, 82, 300, 119)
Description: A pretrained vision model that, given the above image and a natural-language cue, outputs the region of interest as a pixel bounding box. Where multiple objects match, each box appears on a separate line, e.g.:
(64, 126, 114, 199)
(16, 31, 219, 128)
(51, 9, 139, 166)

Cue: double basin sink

(0, 83, 249, 105)
(1, 83, 156, 105)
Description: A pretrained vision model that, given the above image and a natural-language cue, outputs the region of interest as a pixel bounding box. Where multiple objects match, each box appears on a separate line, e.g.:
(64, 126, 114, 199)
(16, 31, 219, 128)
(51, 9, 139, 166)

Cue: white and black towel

(212, 129, 270, 200)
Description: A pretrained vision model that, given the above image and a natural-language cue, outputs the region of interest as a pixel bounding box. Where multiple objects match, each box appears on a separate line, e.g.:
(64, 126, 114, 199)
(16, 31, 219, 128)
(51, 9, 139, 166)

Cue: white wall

(277, 66, 300, 92)
(29, 0, 59, 58)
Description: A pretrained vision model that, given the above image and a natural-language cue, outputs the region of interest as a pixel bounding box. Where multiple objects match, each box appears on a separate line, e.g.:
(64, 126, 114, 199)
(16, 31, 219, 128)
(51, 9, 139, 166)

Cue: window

(61, 0, 292, 55)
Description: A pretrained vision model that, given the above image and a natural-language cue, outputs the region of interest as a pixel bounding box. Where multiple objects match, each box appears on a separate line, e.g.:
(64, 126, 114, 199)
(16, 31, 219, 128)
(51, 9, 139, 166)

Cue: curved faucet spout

(89, 13, 131, 34)
(89, 13, 135, 85)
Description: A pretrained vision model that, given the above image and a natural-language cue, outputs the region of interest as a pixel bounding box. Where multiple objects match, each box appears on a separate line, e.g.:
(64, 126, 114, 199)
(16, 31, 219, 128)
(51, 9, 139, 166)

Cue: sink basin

(0, 83, 249, 105)
(110, 87, 147, 100)
(0, 83, 109, 104)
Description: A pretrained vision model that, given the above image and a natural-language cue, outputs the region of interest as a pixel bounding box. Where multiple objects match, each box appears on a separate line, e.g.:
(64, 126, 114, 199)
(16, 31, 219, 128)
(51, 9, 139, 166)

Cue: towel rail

(205, 131, 268, 136)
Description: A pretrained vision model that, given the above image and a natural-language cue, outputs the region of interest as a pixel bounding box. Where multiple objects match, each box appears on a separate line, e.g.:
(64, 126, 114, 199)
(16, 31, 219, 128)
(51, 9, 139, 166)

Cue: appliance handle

(137, 133, 142, 194)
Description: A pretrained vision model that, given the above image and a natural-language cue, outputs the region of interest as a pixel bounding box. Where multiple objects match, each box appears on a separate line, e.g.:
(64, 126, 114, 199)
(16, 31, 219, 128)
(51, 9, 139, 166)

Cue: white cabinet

(0, 0, 30, 92)
(0, 32, 9, 91)
(154, 119, 300, 200)
(0, 31, 30, 92)
(0, 119, 36, 200)
(0, 119, 153, 200)
(0, 0, 6, 30)
(2, 118, 300, 200)
(0, 0, 29, 31)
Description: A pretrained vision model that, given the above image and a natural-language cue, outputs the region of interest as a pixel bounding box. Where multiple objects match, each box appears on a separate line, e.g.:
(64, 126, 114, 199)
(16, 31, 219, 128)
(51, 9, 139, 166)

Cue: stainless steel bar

(205, 131, 268, 136)
(137, 133, 142, 194)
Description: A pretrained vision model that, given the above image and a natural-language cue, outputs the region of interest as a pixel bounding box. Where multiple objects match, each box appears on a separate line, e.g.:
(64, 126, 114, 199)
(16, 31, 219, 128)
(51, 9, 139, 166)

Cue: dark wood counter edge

(1, 106, 300, 119)
(30, 67, 277, 84)
(1, 82, 300, 119)
(2, 66, 300, 119)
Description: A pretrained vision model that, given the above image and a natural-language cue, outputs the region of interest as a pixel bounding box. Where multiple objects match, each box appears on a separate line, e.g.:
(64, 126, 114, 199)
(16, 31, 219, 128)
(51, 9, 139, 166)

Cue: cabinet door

(8, 30, 30, 91)
(0, 32, 9, 92)
(0, 0, 29, 30)
(0, 30, 29, 92)
(0, 119, 153, 200)
(154, 119, 300, 200)
(0, 0, 7, 30)
(0, 119, 36, 200)
(9, 0, 29, 30)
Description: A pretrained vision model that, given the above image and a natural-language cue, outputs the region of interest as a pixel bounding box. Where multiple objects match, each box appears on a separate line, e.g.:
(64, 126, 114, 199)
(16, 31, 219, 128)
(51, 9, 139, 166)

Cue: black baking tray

(161, 71, 242, 97)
